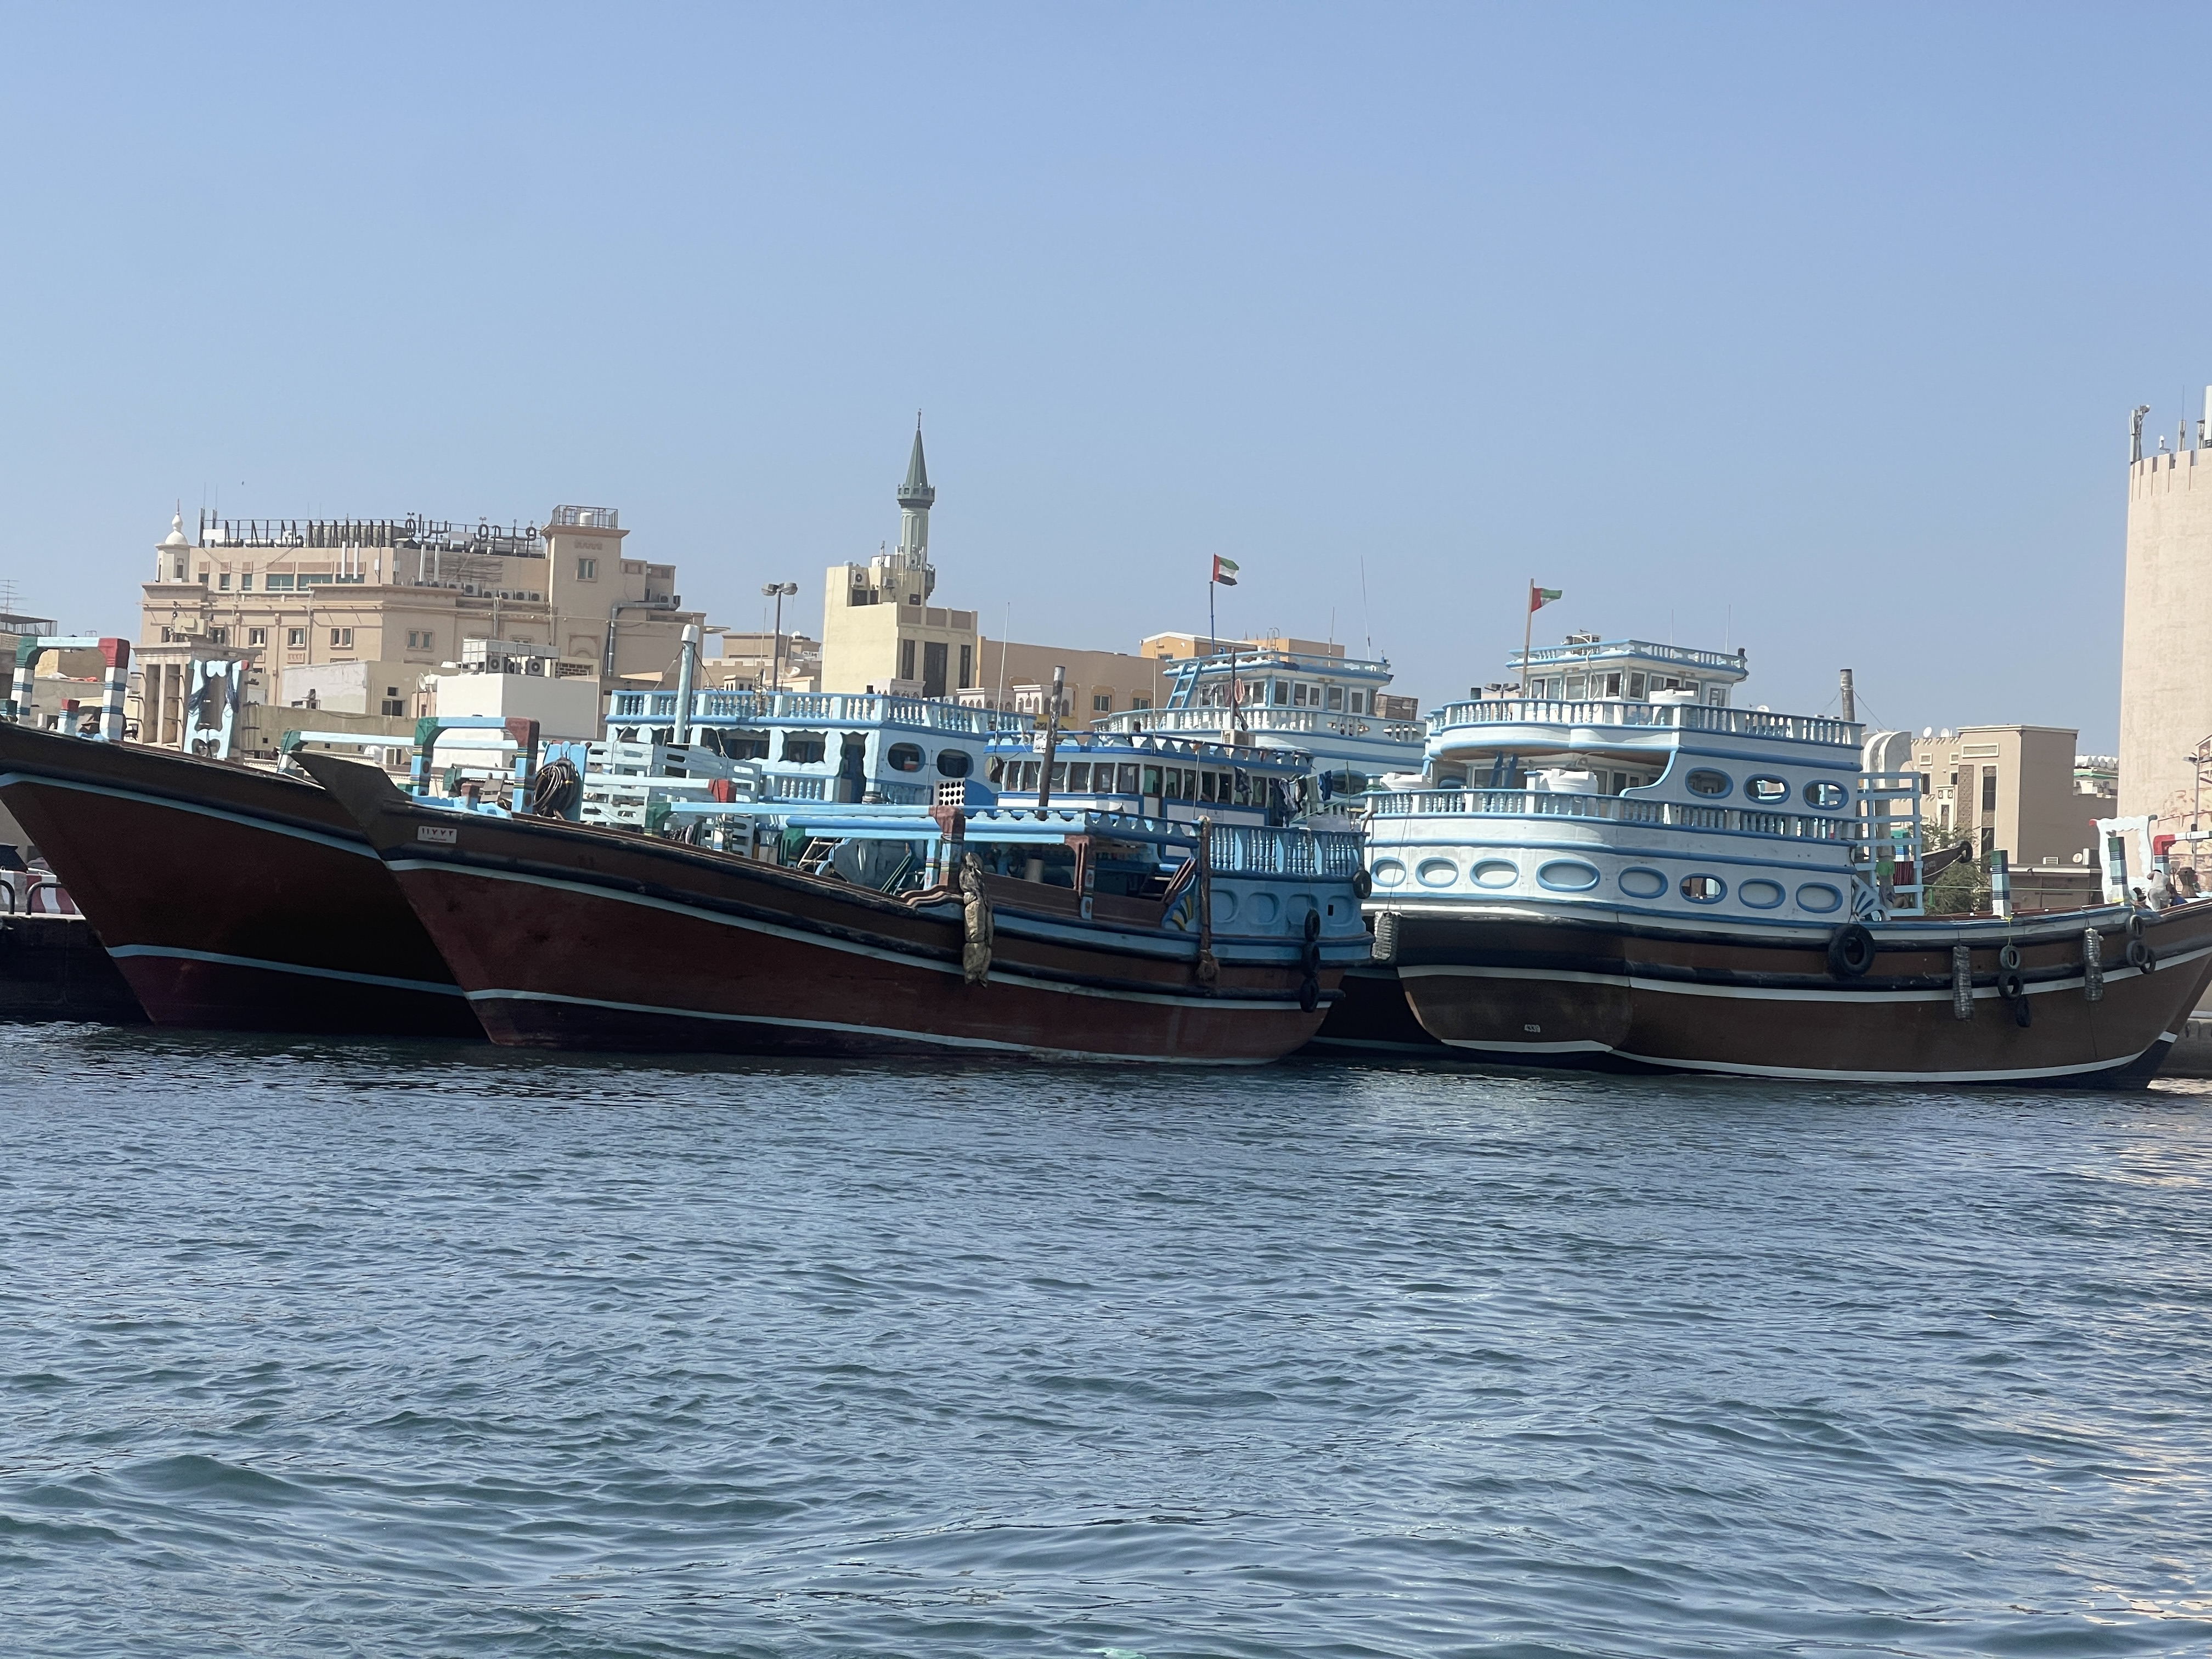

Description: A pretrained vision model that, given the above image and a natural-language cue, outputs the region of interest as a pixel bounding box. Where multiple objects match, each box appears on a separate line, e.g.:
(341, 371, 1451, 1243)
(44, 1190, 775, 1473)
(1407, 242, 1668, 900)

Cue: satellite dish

(1922, 726, 1933, 738)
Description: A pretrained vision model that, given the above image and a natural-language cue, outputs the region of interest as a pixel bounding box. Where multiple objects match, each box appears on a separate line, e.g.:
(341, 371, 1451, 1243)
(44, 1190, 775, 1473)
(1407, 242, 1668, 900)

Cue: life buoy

(1998, 944, 2022, 971)
(2128, 938, 2154, 971)
(1826, 923, 1876, 979)
(1352, 868, 1374, 900)
(1997, 968, 2025, 1002)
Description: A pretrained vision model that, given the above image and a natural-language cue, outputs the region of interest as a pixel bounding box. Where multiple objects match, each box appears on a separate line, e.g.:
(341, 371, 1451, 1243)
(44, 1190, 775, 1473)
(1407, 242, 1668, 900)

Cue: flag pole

(1520, 577, 1533, 698)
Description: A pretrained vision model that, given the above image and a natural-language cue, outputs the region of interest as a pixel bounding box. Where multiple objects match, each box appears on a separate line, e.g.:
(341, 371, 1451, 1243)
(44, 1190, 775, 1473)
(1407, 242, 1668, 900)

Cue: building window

(1981, 828, 1995, 856)
(958, 644, 972, 690)
(1093, 693, 1112, 713)
(899, 639, 916, 681)
(240, 573, 253, 591)
(287, 628, 307, 647)
(331, 628, 353, 647)
(381, 690, 405, 715)
(577, 558, 598, 580)
(922, 640, 948, 698)
(218, 573, 231, 591)
(247, 628, 267, 646)
(1131, 696, 1150, 710)
(266, 574, 296, 590)
(1982, 771, 1997, 812)
(208, 627, 229, 645)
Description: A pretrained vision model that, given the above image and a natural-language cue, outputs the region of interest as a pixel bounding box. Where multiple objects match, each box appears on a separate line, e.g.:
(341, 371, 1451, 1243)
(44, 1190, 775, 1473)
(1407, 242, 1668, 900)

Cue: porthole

(1681, 874, 1726, 904)
(1371, 859, 1407, 888)
(1685, 769, 1731, 798)
(1472, 859, 1518, 889)
(885, 742, 925, 772)
(1538, 859, 1600, 892)
(1740, 879, 1785, 909)
(1248, 893, 1280, 926)
(1214, 890, 1241, 923)
(1746, 777, 1788, 804)
(1618, 867, 1667, 899)
(1417, 858, 1458, 888)
(1796, 882, 1843, 913)
(935, 749, 973, 778)
(1803, 780, 1847, 811)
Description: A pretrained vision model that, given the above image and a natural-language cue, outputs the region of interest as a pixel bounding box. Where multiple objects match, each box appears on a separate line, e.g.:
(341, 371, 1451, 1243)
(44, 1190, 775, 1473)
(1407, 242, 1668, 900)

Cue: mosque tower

(895, 416, 935, 571)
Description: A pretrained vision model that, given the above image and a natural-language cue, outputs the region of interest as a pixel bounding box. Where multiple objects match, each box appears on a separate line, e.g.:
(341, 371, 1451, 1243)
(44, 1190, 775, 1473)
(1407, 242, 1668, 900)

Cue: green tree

(1923, 833, 1989, 915)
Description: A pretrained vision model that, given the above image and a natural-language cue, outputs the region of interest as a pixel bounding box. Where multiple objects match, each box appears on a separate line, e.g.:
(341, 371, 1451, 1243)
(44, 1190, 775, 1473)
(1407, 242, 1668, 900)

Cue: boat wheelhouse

(984, 729, 1312, 828)
(1094, 644, 1425, 796)
(607, 686, 1026, 805)
(1357, 636, 2212, 1086)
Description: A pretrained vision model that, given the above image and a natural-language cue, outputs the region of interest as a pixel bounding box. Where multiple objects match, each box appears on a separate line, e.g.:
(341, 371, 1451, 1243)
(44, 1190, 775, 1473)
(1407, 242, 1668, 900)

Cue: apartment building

(1912, 724, 2114, 905)
(138, 505, 707, 720)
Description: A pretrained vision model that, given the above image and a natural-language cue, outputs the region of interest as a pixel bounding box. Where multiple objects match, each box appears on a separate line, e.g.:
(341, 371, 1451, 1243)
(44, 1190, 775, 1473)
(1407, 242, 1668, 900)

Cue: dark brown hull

(0, 916, 146, 1024)
(0, 725, 479, 1036)
(304, 756, 1359, 1063)
(1386, 902, 2212, 1087)
(1300, 963, 1445, 1056)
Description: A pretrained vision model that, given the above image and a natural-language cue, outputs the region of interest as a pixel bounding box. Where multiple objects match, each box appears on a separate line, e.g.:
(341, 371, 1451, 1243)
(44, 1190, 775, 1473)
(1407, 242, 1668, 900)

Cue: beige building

(137, 505, 707, 732)
(1914, 723, 2112, 886)
(819, 426, 981, 697)
(703, 631, 822, 694)
(970, 639, 1170, 718)
(2119, 395, 2212, 834)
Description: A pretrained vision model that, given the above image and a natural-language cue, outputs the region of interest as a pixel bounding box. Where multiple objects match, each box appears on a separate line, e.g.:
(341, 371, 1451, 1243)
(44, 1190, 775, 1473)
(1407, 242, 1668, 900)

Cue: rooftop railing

(1098, 707, 1425, 745)
(1508, 639, 1747, 674)
(1427, 698, 1859, 749)
(608, 687, 1033, 735)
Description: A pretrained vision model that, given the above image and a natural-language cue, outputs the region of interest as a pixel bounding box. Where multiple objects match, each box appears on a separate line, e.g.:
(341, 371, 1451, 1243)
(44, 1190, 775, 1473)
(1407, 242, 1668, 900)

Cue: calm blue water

(5, 1026, 2212, 1657)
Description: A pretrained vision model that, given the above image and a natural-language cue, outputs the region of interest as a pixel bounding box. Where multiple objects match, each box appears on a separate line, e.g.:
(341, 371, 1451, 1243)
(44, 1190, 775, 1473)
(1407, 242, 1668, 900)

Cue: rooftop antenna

(1358, 555, 1374, 658)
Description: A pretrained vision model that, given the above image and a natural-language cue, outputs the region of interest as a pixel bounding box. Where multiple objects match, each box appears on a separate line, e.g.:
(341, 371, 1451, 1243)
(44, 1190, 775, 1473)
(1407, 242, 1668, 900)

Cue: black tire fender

(1998, 944, 2022, 971)
(2128, 938, 2154, 971)
(1352, 868, 1374, 900)
(1826, 923, 1876, 979)
(1997, 968, 2026, 1002)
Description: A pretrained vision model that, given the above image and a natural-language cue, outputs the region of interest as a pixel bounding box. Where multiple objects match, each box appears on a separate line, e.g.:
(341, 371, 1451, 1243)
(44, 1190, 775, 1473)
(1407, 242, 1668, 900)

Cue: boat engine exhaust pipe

(1838, 668, 1856, 724)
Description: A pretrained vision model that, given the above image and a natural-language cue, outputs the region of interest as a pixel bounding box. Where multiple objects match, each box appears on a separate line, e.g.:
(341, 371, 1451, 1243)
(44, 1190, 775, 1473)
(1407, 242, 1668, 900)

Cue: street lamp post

(761, 582, 798, 692)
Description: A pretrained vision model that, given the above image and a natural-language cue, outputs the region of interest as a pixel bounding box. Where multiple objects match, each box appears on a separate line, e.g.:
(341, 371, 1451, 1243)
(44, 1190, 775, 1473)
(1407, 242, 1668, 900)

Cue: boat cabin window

(1565, 674, 1587, 699)
(1745, 776, 1788, 804)
(719, 729, 770, 760)
(1067, 762, 1089, 791)
(1049, 763, 1066, 792)
(936, 749, 972, 778)
(1706, 685, 1729, 707)
(1685, 769, 1731, 797)
(1628, 673, 1647, 699)
(1681, 874, 1726, 903)
(1022, 761, 1041, 790)
(1327, 685, 1343, 710)
(985, 756, 1005, 785)
(1804, 780, 1847, 810)
(1348, 690, 1367, 714)
(1118, 763, 1139, 793)
(1142, 764, 1162, 795)
(782, 732, 826, 764)
(886, 743, 924, 772)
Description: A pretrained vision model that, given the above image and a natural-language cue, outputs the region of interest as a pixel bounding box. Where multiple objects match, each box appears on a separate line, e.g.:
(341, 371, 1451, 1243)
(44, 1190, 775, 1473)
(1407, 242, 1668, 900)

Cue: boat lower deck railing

(1369, 787, 1853, 844)
(1207, 822, 1364, 878)
(1426, 699, 1860, 748)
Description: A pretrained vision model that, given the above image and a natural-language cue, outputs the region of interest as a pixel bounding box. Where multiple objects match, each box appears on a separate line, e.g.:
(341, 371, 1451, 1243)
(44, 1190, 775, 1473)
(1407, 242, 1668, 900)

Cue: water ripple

(3, 1025, 2212, 1655)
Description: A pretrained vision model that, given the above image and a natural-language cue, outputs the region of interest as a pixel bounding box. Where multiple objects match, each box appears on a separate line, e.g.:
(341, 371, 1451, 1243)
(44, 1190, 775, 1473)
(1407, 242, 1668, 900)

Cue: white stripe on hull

(0, 769, 374, 857)
(1396, 949, 2212, 1003)
(1433, 1031, 2171, 1084)
(105, 944, 465, 997)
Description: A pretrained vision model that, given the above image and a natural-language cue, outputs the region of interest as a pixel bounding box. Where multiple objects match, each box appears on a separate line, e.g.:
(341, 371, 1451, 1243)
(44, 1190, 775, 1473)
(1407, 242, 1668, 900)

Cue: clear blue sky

(4, 4, 2207, 744)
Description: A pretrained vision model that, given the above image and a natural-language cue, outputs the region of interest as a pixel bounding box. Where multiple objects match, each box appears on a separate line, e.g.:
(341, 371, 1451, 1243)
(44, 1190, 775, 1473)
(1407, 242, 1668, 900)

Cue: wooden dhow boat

(299, 737, 1372, 1063)
(1362, 639, 2212, 1087)
(0, 720, 483, 1035)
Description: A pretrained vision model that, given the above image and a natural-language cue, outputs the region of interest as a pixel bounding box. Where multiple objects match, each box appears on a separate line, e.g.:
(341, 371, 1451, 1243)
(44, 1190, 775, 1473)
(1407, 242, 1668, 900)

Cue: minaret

(896, 415, 934, 570)
(155, 510, 190, 582)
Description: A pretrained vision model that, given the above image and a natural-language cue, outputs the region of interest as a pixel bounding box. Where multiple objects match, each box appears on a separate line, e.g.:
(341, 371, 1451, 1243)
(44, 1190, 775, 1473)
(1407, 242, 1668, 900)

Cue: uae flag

(1212, 556, 1240, 586)
(1530, 584, 1562, 613)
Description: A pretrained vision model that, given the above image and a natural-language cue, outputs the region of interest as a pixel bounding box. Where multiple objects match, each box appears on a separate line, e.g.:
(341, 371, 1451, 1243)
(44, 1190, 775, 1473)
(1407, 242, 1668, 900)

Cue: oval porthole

(1472, 859, 1518, 888)
(1681, 874, 1726, 903)
(1796, 882, 1842, 913)
(1618, 867, 1667, 899)
(1417, 859, 1459, 888)
(1803, 780, 1847, 810)
(1538, 859, 1600, 892)
(1371, 859, 1407, 888)
(1746, 777, 1788, 804)
(885, 742, 925, 773)
(935, 749, 973, 778)
(1213, 889, 1240, 923)
(1248, 893, 1280, 926)
(1740, 879, 1785, 909)
(1685, 769, 1731, 798)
